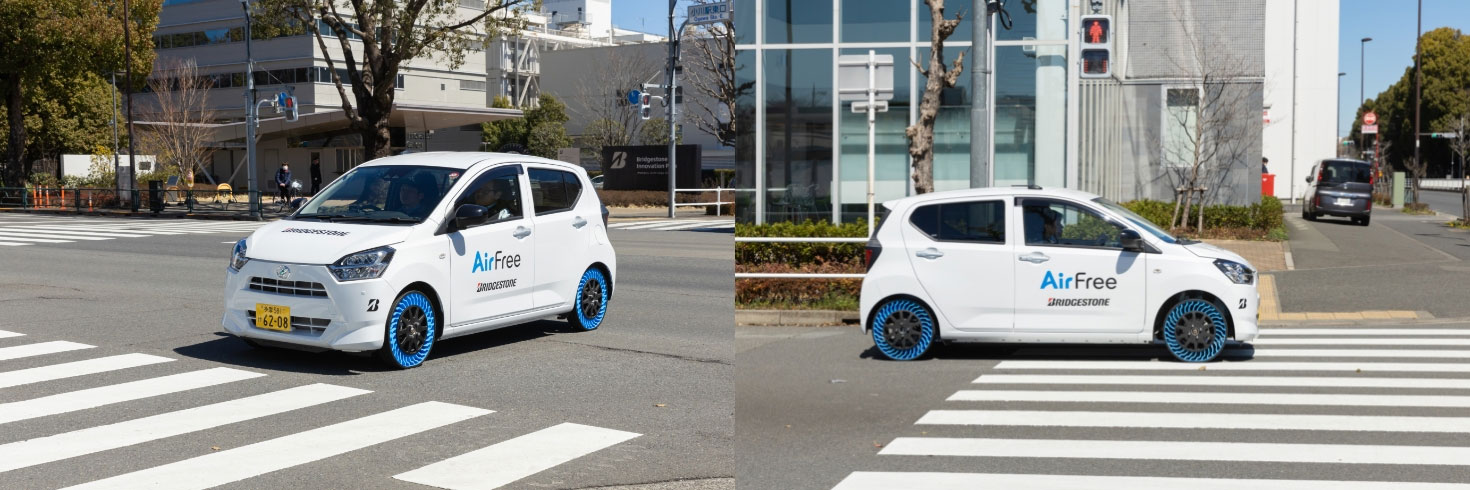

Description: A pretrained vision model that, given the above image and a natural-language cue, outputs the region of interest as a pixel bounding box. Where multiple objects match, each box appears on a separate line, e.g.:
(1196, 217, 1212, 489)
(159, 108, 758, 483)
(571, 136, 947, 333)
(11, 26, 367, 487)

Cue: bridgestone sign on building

(601, 145, 702, 191)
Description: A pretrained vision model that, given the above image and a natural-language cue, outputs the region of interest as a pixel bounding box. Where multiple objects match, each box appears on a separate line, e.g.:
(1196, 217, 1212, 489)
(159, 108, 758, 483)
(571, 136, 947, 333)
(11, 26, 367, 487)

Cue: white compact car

(860, 187, 1259, 362)
(223, 152, 616, 369)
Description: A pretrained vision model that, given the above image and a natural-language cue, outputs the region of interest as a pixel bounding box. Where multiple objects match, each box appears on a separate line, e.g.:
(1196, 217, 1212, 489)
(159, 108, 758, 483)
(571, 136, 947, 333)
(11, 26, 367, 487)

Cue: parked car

(860, 186, 1260, 363)
(591, 174, 604, 189)
(1302, 158, 1374, 226)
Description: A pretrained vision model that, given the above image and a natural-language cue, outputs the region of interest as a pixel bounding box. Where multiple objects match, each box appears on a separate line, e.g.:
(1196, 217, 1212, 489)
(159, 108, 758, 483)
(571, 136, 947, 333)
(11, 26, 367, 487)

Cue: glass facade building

(734, 0, 1076, 224)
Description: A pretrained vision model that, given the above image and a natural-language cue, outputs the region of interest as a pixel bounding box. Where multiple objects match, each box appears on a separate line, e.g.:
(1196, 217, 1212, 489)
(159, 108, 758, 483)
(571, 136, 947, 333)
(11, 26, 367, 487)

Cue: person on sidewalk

(1262, 157, 1270, 174)
(275, 163, 292, 203)
(309, 156, 322, 195)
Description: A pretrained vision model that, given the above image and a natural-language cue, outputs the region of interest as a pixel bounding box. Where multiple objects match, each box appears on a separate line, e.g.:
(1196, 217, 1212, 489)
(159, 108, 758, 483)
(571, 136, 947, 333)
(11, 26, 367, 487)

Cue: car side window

(908, 200, 1005, 243)
(528, 168, 582, 215)
(1021, 199, 1124, 249)
(454, 166, 523, 226)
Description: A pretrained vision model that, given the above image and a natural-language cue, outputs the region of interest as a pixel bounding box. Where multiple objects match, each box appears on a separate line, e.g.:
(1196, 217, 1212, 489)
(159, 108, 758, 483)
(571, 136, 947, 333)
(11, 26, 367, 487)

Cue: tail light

(864, 239, 882, 271)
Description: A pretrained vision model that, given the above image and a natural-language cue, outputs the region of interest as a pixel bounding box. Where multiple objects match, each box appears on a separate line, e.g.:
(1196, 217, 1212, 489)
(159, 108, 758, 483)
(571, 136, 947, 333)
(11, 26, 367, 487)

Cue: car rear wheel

(1357, 216, 1371, 226)
(1162, 298, 1228, 362)
(376, 290, 437, 369)
(567, 267, 609, 331)
(871, 298, 936, 361)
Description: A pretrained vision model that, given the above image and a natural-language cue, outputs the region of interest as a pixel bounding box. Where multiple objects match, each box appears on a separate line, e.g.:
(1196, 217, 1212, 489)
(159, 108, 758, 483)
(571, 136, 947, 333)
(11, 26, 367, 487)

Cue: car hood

(1180, 241, 1253, 267)
(245, 220, 417, 265)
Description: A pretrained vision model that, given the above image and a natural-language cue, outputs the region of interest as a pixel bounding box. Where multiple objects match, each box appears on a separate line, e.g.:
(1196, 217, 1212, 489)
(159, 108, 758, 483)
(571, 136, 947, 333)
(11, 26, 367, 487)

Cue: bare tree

(139, 58, 217, 187)
(569, 48, 661, 165)
(1155, 7, 1256, 232)
(906, 0, 965, 195)
(683, 1, 745, 148)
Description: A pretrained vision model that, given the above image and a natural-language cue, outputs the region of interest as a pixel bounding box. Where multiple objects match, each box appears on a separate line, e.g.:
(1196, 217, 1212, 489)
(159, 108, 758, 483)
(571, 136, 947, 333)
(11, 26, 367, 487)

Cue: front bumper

(1232, 284, 1261, 342)
(222, 260, 396, 352)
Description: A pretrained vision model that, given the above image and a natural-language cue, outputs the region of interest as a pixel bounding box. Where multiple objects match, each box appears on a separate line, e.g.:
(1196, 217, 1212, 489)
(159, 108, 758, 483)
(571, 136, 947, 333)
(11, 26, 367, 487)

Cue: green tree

(256, 0, 532, 162)
(0, 0, 159, 186)
(637, 118, 683, 146)
(481, 94, 571, 159)
(481, 96, 525, 152)
(1350, 27, 1470, 178)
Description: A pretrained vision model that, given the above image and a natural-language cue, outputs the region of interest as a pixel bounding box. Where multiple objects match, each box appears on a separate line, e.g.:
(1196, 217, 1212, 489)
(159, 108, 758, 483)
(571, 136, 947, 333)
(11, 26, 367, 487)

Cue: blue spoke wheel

(376, 290, 437, 369)
(1163, 298, 1227, 362)
(871, 298, 936, 361)
(568, 267, 608, 331)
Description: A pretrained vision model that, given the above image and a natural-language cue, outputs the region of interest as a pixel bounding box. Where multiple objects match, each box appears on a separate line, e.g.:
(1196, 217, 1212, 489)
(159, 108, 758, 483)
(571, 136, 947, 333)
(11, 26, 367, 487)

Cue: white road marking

(0, 225, 183, 235)
(1006, 347, 1470, 359)
(0, 383, 369, 473)
(947, 390, 1470, 408)
(0, 227, 148, 238)
(830, 472, 1470, 490)
(64, 401, 490, 490)
(0, 341, 93, 361)
(0, 235, 79, 243)
(1245, 348, 1470, 358)
(972, 374, 1470, 389)
(1252, 338, 1470, 345)
(1261, 328, 1470, 336)
(394, 422, 641, 490)
(992, 360, 1470, 373)
(916, 409, 1470, 433)
(0, 367, 266, 425)
(0, 330, 22, 339)
(878, 437, 1470, 466)
(0, 354, 173, 390)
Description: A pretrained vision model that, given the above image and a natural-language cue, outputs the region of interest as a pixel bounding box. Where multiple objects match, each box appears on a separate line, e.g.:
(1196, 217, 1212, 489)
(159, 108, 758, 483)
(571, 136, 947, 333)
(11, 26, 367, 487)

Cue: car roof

(882, 186, 1104, 209)
(356, 151, 586, 173)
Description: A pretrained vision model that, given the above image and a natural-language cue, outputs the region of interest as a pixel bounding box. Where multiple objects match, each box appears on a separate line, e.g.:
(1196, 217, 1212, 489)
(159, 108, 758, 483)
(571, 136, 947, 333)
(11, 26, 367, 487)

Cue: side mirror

(1120, 229, 1146, 252)
(452, 204, 489, 231)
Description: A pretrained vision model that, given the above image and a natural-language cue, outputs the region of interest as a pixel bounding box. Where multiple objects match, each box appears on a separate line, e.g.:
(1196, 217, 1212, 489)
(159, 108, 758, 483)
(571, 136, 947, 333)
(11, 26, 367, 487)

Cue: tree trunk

(1170, 188, 1184, 230)
(1462, 185, 1468, 223)
(1196, 189, 1205, 233)
(4, 74, 25, 187)
(907, 0, 964, 195)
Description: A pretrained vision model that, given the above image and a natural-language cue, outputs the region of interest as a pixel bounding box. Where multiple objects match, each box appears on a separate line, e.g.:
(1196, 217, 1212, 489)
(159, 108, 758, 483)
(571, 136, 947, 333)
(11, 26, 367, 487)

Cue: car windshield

(1092, 197, 1179, 244)
(1320, 160, 1372, 184)
(293, 165, 462, 223)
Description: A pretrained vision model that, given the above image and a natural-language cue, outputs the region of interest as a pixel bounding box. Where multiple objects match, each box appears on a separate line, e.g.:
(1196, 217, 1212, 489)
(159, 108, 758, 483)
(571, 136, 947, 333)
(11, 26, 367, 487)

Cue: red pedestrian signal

(1080, 15, 1113, 78)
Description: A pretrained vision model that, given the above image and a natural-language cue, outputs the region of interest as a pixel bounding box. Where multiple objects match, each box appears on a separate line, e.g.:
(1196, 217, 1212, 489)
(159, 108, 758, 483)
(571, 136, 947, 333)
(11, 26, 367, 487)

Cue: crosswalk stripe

(948, 390, 1470, 408)
(1252, 338, 1470, 345)
(0, 383, 368, 473)
(612, 220, 708, 230)
(0, 227, 148, 238)
(1261, 328, 1470, 336)
(0, 341, 94, 361)
(0, 241, 29, 246)
(878, 437, 1470, 466)
(916, 409, 1470, 433)
(0, 368, 266, 425)
(0, 330, 22, 339)
(0, 225, 184, 235)
(992, 360, 1470, 373)
(0, 354, 174, 390)
(63, 401, 490, 490)
(394, 422, 642, 490)
(1246, 348, 1470, 358)
(1006, 347, 1470, 359)
(830, 472, 1470, 490)
(973, 374, 1470, 389)
(0, 235, 78, 243)
(657, 221, 736, 230)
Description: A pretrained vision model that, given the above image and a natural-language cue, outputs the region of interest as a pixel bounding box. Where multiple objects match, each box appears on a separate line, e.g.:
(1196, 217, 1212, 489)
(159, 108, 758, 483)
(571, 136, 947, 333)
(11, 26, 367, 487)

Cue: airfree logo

(1039, 271, 1118, 290)
(471, 250, 523, 273)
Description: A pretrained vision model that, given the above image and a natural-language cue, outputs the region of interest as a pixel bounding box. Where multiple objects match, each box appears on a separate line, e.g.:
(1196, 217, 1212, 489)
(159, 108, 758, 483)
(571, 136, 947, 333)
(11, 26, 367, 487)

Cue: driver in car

(395, 175, 439, 219)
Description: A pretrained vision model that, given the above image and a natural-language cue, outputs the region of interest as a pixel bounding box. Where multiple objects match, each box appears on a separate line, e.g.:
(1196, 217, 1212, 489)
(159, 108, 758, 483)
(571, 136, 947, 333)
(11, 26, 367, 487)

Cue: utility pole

(243, 0, 260, 219)
(124, 0, 137, 203)
(665, 0, 679, 219)
(1412, 0, 1422, 202)
(1360, 37, 1371, 155)
(970, 0, 992, 188)
(111, 72, 122, 203)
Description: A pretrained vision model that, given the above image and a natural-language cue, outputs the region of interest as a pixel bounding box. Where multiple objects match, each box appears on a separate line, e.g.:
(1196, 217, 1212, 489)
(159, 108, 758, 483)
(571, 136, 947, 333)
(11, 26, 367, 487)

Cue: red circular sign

(1364, 112, 1377, 125)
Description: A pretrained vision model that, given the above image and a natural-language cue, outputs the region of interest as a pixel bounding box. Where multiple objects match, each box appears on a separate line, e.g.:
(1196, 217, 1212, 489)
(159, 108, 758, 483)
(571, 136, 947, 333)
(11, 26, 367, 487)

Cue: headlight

(229, 239, 249, 272)
(329, 246, 395, 281)
(1214, 259, 1254, 285)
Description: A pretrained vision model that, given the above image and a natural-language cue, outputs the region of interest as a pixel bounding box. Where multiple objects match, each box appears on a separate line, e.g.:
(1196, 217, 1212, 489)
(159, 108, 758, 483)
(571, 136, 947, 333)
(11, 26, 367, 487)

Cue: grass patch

(1403, 202, 1434, 215)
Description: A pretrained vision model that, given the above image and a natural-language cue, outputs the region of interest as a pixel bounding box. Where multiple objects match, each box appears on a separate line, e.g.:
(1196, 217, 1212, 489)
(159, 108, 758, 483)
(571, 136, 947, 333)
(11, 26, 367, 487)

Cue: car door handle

(1019, 252, 1050, 263)
(513, 226, 532, 239)
(572, 216, 588, 229)
(915, 248, 944, 259)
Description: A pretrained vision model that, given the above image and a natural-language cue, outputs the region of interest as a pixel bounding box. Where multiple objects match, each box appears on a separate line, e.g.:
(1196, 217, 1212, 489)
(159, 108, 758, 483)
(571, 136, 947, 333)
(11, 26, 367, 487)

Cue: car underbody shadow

(860, 342, 1260, 362)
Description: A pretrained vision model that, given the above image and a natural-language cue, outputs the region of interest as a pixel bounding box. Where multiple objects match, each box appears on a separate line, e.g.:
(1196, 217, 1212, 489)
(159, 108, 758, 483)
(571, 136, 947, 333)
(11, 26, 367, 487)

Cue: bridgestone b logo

(280, 228, 349, 236)
(1048, 297, 1110, 307)
(476, 279, 517, 292)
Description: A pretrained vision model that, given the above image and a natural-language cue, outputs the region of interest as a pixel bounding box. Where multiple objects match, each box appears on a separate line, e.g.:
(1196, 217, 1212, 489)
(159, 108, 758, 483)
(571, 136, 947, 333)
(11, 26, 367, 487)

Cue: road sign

(1364, 111, 1377, 125)
(1363, 124, 1378, 134)
(1429, 132, 1460, 139)
(837, 53, 895, 102)
(687, 2, 730, 25)
(627, 90, 642, 105)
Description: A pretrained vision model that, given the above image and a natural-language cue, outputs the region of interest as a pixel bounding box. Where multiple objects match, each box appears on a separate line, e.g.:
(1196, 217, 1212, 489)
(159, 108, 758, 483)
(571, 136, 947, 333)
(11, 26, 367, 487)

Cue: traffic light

(1080, 15, 1112, 79)
(277, 92, 299, 122)
(639, 92, 653, 120)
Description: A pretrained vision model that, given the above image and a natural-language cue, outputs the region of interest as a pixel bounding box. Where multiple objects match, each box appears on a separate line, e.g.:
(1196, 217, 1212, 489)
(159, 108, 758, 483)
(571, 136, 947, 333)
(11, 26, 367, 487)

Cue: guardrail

(0, 186, 269, 214)
(1419, 178, 1469, 191)
(670, 187, 733, 208)
(734, 236, 868, 279)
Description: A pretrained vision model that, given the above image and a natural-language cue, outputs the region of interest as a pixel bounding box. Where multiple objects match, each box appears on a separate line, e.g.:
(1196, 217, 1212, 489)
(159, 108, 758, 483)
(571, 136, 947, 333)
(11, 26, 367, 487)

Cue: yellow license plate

(255, 303, 292, 332)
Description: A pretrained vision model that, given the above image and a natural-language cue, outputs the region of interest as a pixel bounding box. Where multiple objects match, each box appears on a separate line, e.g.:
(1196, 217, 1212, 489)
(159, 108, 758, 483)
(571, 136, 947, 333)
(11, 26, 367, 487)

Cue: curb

(736, 309, 858, 326)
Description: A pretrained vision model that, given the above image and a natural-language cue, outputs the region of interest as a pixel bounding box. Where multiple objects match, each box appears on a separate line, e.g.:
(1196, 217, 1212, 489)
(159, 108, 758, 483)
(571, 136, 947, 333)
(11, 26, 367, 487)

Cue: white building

(1262, 0, 1340, 202)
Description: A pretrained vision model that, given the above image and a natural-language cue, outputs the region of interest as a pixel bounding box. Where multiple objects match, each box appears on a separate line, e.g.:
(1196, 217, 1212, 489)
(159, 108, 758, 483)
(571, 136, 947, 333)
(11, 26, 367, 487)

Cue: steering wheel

(350, 203, 380, 213)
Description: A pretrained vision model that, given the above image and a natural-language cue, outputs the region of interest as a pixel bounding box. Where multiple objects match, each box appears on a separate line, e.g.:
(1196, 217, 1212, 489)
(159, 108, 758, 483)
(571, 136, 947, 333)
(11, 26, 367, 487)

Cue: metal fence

(1419, 178, 1469, 191)
(0, 187, 263, 213)
(734, 236, 869, 279)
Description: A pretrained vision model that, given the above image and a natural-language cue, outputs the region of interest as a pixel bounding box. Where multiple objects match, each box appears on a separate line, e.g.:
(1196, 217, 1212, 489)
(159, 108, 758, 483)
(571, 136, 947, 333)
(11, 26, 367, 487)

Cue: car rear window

(909, 200, 1005, 243)
(1321, 161, 1372, 184)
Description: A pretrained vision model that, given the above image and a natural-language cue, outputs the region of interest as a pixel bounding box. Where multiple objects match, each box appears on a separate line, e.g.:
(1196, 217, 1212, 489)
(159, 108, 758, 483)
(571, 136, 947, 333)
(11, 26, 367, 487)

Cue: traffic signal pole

(666, 0, 678, 219)
(243, 0, 260, 219)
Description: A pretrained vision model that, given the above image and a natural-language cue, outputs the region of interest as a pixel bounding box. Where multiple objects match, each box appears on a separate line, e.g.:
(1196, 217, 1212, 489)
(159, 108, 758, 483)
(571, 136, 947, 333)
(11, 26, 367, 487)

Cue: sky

(1338, 0, 1470, 138)
(610, 0, 686, 36)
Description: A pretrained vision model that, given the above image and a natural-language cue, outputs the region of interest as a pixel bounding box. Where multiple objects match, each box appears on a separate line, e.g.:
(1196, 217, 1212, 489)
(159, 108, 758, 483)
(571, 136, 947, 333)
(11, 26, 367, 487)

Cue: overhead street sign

(687, 2, 730, 25)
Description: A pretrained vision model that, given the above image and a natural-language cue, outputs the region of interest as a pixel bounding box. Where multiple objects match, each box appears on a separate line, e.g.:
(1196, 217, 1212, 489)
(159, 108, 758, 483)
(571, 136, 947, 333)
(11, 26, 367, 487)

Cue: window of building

(842, 0, 909, 43)
(335, 148, 361, 173)
(764, 0, 831, 44)
(460, 80, 487, 92)
(1162, 87, 1201, 167)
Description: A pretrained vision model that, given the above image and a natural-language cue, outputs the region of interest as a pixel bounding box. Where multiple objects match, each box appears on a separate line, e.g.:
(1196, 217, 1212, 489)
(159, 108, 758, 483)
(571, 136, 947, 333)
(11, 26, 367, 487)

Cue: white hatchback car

(860, 187, 1259, 362)
(223, 152, 616, 369)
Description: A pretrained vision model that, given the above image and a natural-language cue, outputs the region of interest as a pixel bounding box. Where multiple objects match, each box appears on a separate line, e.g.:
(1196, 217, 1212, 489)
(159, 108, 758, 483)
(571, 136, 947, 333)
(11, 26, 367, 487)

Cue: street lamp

(1338, 72, 1346, 156)
(1360, 37, 1372, 155)
(241, 0, 259, 219)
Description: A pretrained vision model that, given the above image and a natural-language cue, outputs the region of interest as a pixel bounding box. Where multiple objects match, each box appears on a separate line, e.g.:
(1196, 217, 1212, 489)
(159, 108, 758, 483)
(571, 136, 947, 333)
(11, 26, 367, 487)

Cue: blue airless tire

(380, 290, 436, 369)
(871, 298, 936, 361)
(1162, 298, 1228, 362)
(569, 267, 608, 331)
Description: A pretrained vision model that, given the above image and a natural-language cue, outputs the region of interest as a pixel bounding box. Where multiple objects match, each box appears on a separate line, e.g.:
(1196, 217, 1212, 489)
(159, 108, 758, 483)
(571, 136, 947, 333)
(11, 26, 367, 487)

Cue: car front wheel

(871, 298, 937, 361)
(1162, 298, 1228, 362)
(376, 290, 437, 369)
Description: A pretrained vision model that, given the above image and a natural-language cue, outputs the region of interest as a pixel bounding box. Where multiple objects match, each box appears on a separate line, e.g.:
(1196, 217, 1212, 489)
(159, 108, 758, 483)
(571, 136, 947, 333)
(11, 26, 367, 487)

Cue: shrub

(597, 189, 731, 208)
(735, 219, 869, 268)
(735, 262, 861, 310)
(1119, 196, 1282, 234)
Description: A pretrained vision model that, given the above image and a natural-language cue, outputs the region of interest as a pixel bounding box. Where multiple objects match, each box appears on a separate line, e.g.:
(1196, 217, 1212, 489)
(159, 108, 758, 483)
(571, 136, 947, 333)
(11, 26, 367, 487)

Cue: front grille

(247, 310, 331, 337)
(249, 277, 329, 298)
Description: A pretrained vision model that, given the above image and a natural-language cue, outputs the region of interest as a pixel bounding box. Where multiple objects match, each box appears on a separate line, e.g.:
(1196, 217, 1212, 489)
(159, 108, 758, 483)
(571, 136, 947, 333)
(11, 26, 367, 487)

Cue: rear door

(527, 165, 591, 309)
(901, 198, 1014, 332)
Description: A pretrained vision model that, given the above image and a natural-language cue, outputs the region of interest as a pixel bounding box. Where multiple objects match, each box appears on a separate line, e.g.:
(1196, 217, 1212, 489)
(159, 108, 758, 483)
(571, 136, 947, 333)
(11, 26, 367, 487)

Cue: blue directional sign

(627, 89, 642, 105)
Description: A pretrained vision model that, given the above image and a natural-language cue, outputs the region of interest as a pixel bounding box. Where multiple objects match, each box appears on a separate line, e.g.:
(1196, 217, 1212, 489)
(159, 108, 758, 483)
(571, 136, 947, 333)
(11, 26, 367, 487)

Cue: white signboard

(837, 53, 895, 102)
(687, 2, 730, 25)
(1362, 124, 1378, 135)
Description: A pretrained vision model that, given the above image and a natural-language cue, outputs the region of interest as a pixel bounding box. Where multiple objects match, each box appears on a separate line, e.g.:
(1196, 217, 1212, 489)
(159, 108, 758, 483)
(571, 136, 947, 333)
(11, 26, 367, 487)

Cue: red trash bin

(1261, 173, 1275, 197)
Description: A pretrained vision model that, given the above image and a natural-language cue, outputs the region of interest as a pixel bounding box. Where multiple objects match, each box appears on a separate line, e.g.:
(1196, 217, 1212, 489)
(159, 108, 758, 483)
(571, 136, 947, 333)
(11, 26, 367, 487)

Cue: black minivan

(1302, 159, 1374, 226)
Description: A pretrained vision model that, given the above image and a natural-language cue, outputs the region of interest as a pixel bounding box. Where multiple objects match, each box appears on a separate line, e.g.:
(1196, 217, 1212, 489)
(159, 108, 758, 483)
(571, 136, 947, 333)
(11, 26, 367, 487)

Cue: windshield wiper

(294, 213, 352, 221)
(364, 216, 423, 224)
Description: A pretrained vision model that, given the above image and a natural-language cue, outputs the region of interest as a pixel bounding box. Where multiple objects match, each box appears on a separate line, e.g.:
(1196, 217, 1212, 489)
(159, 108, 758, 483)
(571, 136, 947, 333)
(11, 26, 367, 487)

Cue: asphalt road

(738, 209, 1470, 489)
(0, 213, 733, 489)
(1419, 189, 1467, 219)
